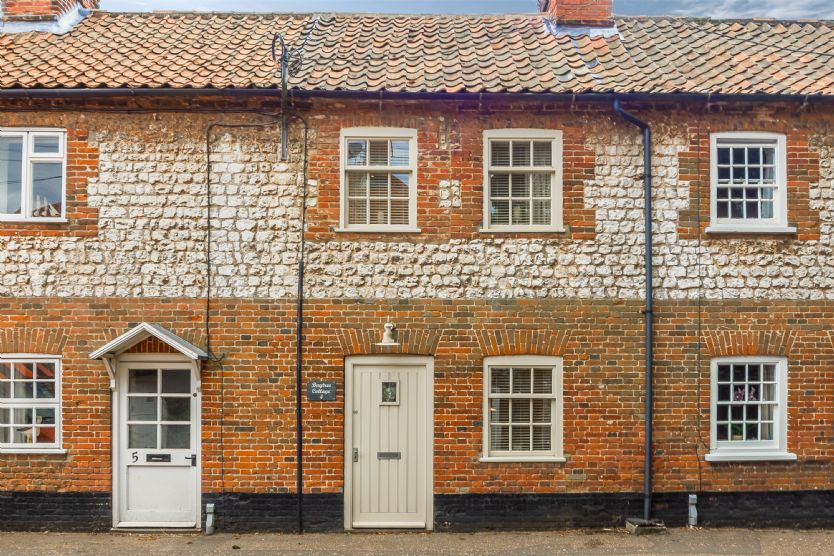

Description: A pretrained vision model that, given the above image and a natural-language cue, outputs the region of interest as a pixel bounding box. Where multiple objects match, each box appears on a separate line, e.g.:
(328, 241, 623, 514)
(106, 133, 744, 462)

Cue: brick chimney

(2, 0, 98, 22)
(538, 0, 613, 26)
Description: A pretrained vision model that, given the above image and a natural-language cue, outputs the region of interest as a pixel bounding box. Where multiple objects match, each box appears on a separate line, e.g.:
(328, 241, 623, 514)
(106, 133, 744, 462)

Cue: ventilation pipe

(613, 99, 657, 525)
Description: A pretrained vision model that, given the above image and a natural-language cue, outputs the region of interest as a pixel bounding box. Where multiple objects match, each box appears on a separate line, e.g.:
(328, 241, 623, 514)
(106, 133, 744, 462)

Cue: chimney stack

(538, 0, 613, 27)
(2, 0, 98, 22)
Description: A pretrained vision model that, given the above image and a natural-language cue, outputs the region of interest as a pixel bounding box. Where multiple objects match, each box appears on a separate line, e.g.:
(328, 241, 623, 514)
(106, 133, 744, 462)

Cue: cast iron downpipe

(613, 98, 654, 522)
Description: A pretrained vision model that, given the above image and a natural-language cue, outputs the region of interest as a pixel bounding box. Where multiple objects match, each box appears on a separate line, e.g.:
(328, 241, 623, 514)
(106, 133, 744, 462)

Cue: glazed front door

(347, 357, 433, 529)
(117, 363, 198, 527)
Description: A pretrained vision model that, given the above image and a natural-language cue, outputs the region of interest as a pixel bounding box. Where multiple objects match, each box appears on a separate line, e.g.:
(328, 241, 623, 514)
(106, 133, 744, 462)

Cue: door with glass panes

(117, 362, 198, 527)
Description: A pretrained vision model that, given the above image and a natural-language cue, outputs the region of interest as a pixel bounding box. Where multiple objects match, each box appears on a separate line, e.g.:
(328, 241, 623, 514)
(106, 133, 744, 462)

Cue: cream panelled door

(117, 362, 199, 527)
(346, 356, 433, 530)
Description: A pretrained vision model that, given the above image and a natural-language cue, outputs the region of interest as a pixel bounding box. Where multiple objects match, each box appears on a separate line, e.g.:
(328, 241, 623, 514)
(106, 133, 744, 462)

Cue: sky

(100, 0, 834, 19)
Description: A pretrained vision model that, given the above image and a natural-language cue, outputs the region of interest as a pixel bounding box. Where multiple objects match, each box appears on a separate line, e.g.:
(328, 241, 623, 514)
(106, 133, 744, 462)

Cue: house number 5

(132, 452, 138, 463)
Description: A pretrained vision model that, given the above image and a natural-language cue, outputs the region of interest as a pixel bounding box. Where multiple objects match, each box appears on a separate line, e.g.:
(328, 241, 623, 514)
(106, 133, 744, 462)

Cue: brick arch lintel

(335, 327, 441, 356)
(704, 329, 797, 358)
(0, 327, 67, 355)
(475, 328, 570, 357)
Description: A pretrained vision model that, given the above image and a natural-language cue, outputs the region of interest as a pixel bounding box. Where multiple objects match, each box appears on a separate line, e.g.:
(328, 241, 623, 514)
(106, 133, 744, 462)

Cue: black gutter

(0, 87, 830, 105)
(613, 98, 654, 523)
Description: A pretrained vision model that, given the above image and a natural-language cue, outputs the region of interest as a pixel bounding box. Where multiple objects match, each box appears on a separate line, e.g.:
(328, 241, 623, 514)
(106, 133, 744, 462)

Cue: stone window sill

(0, 448, 68, 455)
(0, 218, 68, 224)
(334, 227, 421, 234)
(479, 227, 566, 234)
(480, 456, 566, 463)
(705, 225, 797, 235)
(705, 451, 796, 462)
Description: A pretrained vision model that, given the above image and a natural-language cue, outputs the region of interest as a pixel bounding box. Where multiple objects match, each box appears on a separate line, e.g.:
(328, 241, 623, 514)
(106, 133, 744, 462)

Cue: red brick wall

(540, 0, 613, 25)
(1, 297, 833, 496)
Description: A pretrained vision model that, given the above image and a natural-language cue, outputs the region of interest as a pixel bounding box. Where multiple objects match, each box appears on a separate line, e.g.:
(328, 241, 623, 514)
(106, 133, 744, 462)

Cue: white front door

(117, 362, 199, 528)
(346, 356, 433, 530)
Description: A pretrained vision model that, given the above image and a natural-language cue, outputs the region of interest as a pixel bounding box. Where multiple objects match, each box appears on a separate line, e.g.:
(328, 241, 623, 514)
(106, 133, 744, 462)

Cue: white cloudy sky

(100, 0, 834, 19)
(101, 0, 834, 19)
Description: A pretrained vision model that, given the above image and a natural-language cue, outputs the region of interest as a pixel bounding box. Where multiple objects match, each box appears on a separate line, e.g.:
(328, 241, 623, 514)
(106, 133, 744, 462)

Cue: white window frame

(0, 354, 65, 454)
(0, 128, 67, 223)
(481, 355, 564, 463)
(482, 129, 564, 233)
(707, 132, 794, 234)
(338, 127, 419, 233)
(707, 356, 795, 462)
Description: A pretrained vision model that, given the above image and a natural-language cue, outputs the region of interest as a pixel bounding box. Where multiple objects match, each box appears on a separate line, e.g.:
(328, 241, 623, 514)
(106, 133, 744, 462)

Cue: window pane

(511, 174, 529, 197)
(36, 408, 55, 425)
(760, 422, 773, 441)
(390, 200, 409, 226)
(369, 199, 388, 225)
(161, 425, 190, 449)
(0, 136, 23, 215)
(532, 425, 551, 451)
(129, 424, 157, 449)
(35, 362, 55, 380)
(717, 147, 730, 165)
(347, 140, 367, 166)
(390, 140, 409, 166)
(531, 174, 550, 198)
(390, 174, 409, 198)
(490, 369, 510, 394)
(490, 425, 509, 451)
(0, 408, 8, 425)
(31, 162, 63, 218)
(512, 141, 531, 167)
(763, 147, 775, 165)
(0, 427, 8, 444)
(161, 370, 191, 394)
(368, 140, 388, 165)
(129, 370, 157, 394)
(511, 399, 531, 423)
(0, 363, 10, 380)
(490, 174, 510, 197)
(762, 364, 776, 382)
(532, 399, 551, 423)
(369, 173, 388, 197)
(14, 382, 33, 399)
(33, 135, 60, 154)
(34, 427, 56, 444)
(0, 383, 8, 398)
(532, 369, 552, 394)
(511, 426, 531, 450)
(161, 398, 190, 422)
(348, 199, 368, 225)
(35, 381, 55, 399)
(129, 397, 157, 421)
(511, 200, 530, 226)
(490, 398, 509, 423)
(490, 199, 509, 225)
(491, 141, 510, 166)
(511, 368, 531, 394)
(347, 172, 367, 197)
(13, 407, 33, 425)
(717, 365, 731, 382)
(532, 142, 552, 166)
(532, 200, 551, 226)
(14, 363, 33, 379)
(717, 424, 728, 441)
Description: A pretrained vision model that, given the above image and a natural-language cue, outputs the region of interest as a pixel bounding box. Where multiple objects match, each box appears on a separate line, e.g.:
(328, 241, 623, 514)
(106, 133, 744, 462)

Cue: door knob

(186, 455, 197, 467)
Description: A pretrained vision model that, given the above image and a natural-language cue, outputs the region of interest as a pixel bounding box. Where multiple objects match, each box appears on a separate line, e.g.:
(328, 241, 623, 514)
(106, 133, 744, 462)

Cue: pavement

(1, 528, 833, 556)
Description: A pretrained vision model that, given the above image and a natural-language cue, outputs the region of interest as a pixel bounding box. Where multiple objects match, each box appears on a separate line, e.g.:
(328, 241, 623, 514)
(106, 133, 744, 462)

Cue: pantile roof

(1, 11, 833, 96)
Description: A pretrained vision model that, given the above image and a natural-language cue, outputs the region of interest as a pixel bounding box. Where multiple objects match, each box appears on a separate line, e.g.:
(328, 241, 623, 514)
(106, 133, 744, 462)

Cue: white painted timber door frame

(344, 355, 434, 530)
(112, 353, 202, 529)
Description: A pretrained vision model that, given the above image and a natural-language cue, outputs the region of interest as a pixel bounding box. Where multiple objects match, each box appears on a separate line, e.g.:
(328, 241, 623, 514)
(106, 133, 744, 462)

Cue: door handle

(186, 455, 197, 467)
(352, 448, 359, 462)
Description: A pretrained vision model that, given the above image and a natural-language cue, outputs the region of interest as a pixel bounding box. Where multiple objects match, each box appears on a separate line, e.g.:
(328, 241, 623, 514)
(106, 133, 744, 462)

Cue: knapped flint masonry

(1, 0, 834, 533)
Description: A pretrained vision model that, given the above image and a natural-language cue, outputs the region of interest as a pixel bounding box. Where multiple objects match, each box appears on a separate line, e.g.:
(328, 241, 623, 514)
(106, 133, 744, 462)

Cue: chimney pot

(539, 0, 614, 27)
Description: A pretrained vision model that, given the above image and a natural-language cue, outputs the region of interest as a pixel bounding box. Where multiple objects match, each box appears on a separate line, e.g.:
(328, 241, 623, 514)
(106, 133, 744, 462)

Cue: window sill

(479, 227, 566, 234)
(334, 227, 421, 234)
(705, 225, 797, 235)
(706, 451, 797, 462)
(0, 448, 67, 455)
(480, 456, 566, 463)
(0, 218, 68, 224)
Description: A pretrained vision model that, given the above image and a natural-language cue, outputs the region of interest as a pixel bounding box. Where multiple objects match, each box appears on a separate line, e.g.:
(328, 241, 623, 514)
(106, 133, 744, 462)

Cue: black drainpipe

(613, 98, 654, 522)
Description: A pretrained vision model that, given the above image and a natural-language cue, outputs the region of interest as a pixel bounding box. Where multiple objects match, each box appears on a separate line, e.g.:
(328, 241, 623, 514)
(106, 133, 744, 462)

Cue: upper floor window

(483, 129, 563, 232)
(0, 356, 62, 452)
(482, 356, 564, 462)
(709, 132, 793, 234)
(340, 128, 418, 232)
(0, 129, 66, 222)
(707, 357, 795, 462)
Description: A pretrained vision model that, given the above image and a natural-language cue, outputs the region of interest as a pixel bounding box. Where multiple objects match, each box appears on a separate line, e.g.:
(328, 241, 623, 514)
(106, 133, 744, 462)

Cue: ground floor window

(0, 356, 61, 451)
(707, 356, 795, 462)
(482, 355, 564, 462)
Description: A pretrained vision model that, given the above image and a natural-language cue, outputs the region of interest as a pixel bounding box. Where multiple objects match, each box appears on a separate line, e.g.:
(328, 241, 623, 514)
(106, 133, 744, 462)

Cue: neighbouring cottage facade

(1, 0, 833, 533)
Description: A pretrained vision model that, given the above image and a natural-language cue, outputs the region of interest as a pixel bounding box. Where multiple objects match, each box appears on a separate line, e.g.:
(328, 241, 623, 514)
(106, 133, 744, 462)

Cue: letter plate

(377, 452, 401, 460)
(146, 454, 172, 463)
